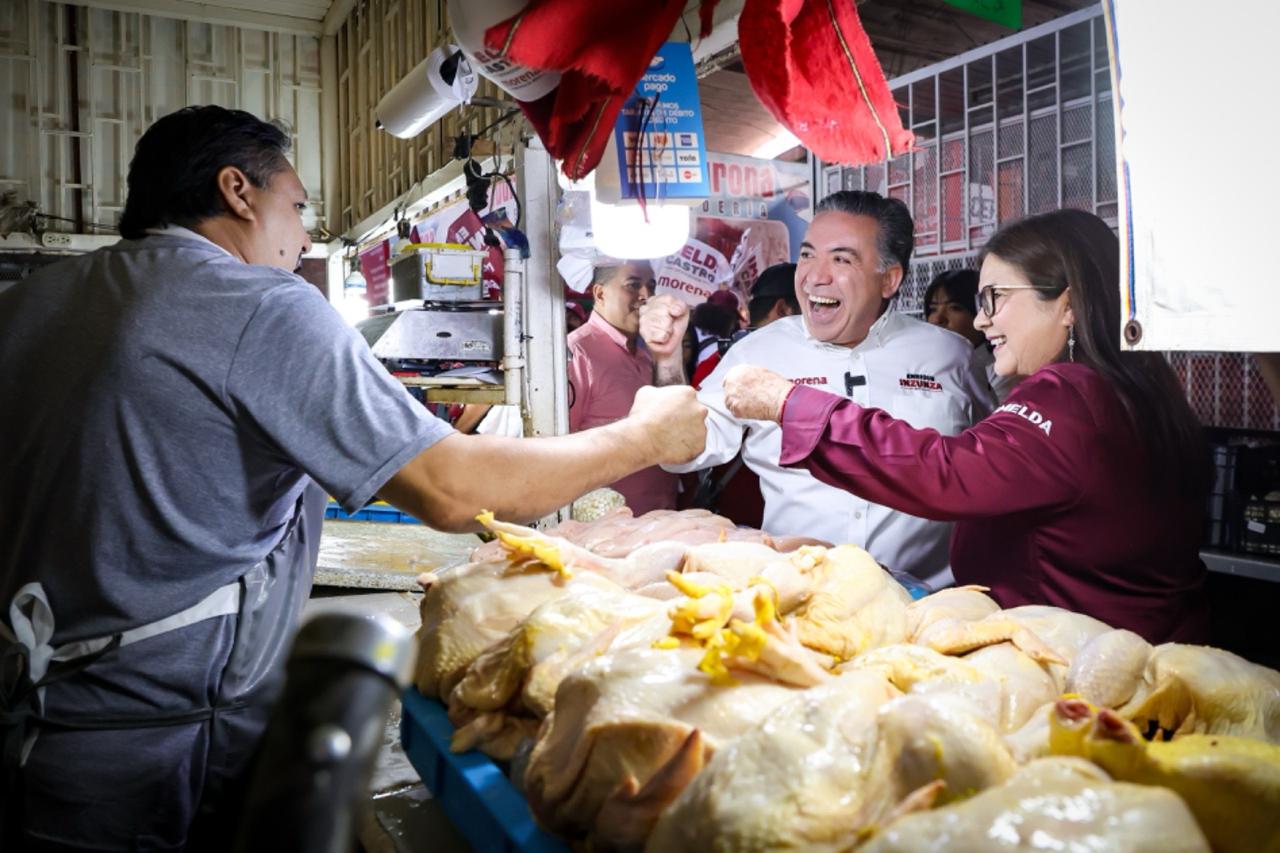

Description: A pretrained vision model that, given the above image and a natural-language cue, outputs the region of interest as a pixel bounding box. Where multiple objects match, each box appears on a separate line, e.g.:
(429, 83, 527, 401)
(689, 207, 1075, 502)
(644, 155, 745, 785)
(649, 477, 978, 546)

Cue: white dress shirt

(665, 310, 995, 587)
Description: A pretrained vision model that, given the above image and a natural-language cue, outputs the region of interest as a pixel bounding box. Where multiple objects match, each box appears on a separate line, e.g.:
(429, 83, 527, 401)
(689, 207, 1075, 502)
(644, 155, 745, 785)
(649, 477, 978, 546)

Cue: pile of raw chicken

(413, 508, 1280, 852)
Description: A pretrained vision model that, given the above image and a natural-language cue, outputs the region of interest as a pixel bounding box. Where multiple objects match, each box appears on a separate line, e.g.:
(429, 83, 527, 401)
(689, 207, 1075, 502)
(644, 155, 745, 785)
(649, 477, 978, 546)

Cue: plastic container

(391, 244, 486, 303)
(324, 500, 422, 524)
(400, 689, 569, 853)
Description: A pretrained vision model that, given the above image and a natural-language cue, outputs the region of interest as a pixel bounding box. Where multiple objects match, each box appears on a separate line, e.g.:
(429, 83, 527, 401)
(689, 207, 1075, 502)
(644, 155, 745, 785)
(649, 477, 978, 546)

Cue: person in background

(689, 299, 739, 389)
(723, 208, 1210, 643)
(707, 287, 745, 328)
(0, 107, 706, 850)
(925, 268, 1019, 402)
(748, 262, 801, 328)
(1255, 353, 1280, 407)
(568, 260, 679, 514)
(642, 191, 995, 587)
(566, 299, 590, 334)
(692, 263, 802, 390)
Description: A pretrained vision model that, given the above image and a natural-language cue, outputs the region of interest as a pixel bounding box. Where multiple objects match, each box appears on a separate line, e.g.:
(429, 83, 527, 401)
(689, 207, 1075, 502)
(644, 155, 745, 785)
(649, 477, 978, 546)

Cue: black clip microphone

(844, 372, 866, 397)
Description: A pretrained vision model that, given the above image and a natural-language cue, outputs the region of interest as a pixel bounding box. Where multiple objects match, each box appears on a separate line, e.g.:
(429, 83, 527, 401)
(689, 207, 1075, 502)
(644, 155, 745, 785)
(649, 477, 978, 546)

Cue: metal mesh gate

(816, 6, 1277, 432)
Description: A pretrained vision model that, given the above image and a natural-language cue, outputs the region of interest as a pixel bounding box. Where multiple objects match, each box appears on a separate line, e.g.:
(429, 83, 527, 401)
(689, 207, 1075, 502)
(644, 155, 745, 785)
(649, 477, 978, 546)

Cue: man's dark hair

(690, 301, 737, 338)
(814, 190, 914, 278)
(118, 106, 292, 239)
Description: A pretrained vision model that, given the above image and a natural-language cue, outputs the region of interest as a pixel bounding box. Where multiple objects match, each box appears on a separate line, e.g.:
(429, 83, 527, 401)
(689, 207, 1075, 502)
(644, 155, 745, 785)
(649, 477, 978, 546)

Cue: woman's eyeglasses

(975, 285, 1056, 318)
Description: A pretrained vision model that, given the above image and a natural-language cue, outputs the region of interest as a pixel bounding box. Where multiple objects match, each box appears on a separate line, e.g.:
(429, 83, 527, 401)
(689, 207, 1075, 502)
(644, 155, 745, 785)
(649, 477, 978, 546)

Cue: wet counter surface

(315, 520, 481, 590)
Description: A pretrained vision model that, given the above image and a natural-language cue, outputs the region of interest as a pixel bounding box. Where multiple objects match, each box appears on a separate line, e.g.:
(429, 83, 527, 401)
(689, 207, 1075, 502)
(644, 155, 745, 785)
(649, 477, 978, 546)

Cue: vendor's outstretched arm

(378, 385, 706, 531)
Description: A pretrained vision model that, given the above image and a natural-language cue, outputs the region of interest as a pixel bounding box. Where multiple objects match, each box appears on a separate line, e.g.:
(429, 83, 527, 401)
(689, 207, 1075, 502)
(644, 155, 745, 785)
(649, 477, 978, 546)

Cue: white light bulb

(589, 193, 691, 259)
(340, 260, 368, 326)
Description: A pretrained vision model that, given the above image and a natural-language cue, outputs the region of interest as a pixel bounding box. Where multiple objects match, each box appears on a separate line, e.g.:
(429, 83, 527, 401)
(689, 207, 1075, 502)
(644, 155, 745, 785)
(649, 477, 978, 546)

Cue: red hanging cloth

(484, 0, 688, 179)
(738, 0, 914, 164)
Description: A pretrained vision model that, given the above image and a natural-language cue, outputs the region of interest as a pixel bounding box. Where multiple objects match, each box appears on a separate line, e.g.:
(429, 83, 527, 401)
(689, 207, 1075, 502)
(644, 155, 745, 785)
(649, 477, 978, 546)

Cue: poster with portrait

(652, 153, 811, 312)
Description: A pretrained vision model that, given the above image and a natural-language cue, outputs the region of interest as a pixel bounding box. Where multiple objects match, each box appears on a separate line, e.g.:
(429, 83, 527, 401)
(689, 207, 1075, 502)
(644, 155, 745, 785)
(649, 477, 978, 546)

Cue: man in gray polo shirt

(0, 106, 706, 850)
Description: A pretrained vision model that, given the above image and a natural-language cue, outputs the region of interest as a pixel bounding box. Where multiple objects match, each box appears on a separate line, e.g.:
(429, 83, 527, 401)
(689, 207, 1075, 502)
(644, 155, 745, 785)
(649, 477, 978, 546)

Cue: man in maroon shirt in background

(568, 261, 679, 514)
(721, 209, 1211, 644)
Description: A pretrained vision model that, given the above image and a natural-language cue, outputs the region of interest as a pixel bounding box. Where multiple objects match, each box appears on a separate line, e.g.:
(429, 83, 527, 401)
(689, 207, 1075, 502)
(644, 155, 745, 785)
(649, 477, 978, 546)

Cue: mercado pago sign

(612, 42, 711, 202)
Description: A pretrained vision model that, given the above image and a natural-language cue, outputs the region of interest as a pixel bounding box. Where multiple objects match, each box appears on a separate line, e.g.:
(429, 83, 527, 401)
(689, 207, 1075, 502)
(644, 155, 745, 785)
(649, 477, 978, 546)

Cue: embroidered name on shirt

(790, 376, 829, 386)
(995, 402, 1053, 435)
(898, 373, 943, 391)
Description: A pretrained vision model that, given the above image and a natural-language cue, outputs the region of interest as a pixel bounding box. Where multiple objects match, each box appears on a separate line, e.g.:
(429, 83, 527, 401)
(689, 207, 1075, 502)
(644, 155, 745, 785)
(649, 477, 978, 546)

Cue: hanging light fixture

(584, 130, 694, 260)
(588, 191, 691, 260)
(338, 254, 368, 326)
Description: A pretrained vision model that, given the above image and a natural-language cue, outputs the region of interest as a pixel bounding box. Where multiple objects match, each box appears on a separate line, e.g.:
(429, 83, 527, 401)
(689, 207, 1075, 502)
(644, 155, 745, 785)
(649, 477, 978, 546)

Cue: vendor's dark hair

(924, 269, 979, 316)
(815, 190, 914, 278)
(118, 105, 292, 239)
(978, 209, 1210, 498)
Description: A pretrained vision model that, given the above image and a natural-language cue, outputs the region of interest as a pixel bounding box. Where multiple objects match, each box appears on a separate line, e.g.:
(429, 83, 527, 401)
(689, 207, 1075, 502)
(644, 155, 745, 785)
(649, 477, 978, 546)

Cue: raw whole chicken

(1050, 697, 1280, 853)
(905, 585, 1001, 645)
(406, 510, 1280, 852)
(447, 587, 670, 758)
(923, 604, 1113, 686)
(1113, 643, 1280, 743)
(783, 545, 912, 662)
(416, 510, 792, 701)
(845, 642, 1057, 735)
(522, 644, 804, 849)
(649, 672, 1016, 852)
(414, 558, 624, 699)
(861, 757, 1210, 852)
(469, 508, 771, 562)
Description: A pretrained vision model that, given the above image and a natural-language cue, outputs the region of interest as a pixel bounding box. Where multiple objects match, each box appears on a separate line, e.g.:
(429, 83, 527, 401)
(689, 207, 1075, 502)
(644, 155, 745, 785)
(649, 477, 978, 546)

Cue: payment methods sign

(613, 42, 710, 201)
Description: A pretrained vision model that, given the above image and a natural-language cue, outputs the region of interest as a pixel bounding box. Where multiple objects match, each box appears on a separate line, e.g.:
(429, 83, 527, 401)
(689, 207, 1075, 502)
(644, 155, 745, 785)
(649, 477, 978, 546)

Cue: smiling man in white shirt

(641, 190, 994, 587)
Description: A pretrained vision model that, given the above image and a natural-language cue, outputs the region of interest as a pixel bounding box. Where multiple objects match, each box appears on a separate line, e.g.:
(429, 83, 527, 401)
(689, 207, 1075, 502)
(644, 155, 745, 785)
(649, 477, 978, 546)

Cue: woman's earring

(1068, 325, 1076, 362)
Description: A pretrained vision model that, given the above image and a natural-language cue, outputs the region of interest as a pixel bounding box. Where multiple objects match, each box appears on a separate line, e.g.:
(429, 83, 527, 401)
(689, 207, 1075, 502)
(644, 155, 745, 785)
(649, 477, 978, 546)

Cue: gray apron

(0, 483, 326, 851)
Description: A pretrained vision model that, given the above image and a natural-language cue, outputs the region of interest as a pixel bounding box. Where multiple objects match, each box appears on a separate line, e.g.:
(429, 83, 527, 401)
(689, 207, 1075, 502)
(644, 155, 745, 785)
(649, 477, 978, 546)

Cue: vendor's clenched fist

(723, 364, 795, 423)
(628, 384, 707, 464)
(639, 294, 690, 361)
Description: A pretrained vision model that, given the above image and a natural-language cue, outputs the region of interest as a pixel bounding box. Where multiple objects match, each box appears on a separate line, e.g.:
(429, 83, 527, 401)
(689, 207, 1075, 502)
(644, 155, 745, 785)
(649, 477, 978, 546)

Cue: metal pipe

(501, 246, 525, 415)
(66, 3, 85, 233)
(320, 34, 340, 237)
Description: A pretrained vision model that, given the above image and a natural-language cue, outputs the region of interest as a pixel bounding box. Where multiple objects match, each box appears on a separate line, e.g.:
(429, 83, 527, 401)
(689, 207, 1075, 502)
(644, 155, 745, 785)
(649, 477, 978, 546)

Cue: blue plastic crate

(324, 500, 422, 524)
(400, 689, 569, 853)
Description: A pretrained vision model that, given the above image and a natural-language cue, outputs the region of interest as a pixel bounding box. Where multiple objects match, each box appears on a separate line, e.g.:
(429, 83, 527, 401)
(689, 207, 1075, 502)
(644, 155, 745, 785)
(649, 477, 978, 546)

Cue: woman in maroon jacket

(722, 209, 1211, 644)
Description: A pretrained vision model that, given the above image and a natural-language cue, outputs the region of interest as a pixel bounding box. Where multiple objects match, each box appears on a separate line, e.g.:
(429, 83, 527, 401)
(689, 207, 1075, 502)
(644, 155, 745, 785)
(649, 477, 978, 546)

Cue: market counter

(315, 519, 479, 590)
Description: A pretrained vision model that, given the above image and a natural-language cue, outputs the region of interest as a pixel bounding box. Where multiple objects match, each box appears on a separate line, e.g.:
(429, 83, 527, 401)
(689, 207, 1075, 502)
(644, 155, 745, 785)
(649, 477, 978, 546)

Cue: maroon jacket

(780, 362, 1209, 644)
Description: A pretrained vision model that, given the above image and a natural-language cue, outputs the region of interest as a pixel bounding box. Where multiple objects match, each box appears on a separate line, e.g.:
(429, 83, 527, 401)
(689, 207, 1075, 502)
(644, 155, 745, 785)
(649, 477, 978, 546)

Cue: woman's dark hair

(118, 105, 292, 239)
(924, 269, 979, 317)
(978, 209, 1211, 498)
(814, 190, 914, 278)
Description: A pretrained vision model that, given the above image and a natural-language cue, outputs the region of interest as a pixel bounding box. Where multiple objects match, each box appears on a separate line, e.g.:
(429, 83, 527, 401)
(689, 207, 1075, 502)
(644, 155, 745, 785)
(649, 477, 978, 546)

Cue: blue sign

(613, 42, 710, 201)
